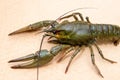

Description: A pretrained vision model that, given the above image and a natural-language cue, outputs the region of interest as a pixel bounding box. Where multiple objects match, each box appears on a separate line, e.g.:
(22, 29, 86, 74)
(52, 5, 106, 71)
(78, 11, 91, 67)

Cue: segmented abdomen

(89, 24, 120, 40)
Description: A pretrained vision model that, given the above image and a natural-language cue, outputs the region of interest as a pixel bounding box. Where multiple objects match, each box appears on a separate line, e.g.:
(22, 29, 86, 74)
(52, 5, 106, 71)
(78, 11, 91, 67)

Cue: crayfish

(8, 10, 120, 78)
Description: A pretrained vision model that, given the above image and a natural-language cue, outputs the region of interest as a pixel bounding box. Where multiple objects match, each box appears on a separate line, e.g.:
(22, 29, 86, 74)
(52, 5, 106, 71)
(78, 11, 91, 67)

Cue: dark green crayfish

(8, 12, 120, 78)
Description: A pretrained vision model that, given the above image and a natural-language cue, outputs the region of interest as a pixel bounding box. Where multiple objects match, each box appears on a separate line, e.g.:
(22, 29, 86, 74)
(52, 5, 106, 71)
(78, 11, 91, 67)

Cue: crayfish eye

(53, 31, 56, 34)
(50, 21, 58, 28)
(53, 30, 66, 35)
(53, 30, 59, 34)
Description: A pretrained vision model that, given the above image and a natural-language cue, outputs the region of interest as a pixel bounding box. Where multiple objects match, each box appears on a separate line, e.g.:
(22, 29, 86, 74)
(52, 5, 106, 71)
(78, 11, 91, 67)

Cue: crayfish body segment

(8, 12, 120, 78)
(50, 21, 120, 46)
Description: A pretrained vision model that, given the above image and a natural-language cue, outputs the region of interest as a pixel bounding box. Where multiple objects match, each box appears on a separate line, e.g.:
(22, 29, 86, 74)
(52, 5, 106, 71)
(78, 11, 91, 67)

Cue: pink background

(0, 0, 120, 80)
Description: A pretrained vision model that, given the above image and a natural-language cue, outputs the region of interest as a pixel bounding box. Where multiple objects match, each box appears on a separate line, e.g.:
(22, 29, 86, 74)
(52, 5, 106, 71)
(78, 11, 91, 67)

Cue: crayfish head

(44, 28, 70, 39)
(8, 50, 54, 68)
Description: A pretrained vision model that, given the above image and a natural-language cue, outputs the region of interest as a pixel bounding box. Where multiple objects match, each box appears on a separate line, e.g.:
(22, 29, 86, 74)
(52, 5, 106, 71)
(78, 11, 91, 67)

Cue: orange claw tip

(8, 32, 17, 36)
(8, 60, 12, 63)
(11, 66, 18, 69)
(8, 26, 33, 36)
(8, 59, 20, 63)
(8, 31, 21, 36)
(11, 65, 20, 69)
(8, 60, 16, 63)
(8, 33, 12, 36)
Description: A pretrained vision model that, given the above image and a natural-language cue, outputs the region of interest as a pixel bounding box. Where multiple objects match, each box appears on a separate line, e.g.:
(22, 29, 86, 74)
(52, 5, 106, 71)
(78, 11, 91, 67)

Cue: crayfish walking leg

(89, 45, 104, 78)
(57, 47, 74, 62)
(94, 43, 117, 63)
(65, 47, 81, 73)
(59, 12, 84, 21)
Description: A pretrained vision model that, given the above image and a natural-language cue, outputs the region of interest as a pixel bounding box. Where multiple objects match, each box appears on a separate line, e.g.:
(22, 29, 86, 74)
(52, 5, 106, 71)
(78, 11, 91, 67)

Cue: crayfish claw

(8, 25, 35, 35)
(10, 60, 37, 69)
(8, 54, 36, 63)
(8, 20, 57, 35)
(9, 50, 54, 68)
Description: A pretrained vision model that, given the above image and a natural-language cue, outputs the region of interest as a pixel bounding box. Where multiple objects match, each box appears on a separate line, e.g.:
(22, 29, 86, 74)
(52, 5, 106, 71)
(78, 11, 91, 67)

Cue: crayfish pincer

(8, 11, 120, 78)
(8, 45, 70, 68)
(8, 20, 58, 35)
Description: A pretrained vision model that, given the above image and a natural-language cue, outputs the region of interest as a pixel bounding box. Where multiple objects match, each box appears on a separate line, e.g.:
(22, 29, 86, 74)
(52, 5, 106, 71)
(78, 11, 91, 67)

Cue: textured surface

(0, 0, 120, 80)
